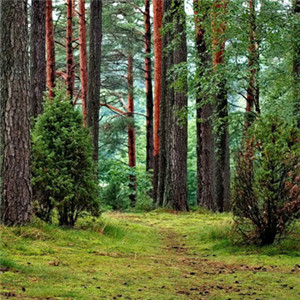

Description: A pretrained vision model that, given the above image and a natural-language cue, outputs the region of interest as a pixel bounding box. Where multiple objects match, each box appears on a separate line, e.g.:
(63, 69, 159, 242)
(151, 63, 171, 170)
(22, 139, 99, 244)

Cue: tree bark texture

(0, 0, 32, 225)
(30, 0, 46, 118)
(169, 0, 188, 211)
(87, 0, 102, 164)
(157, 0, 174, 207)
(127, 54, 137, 206)
(153, 0, 163, 203)
(144, 0, 154, 173)
(79, 0, 88, 126)
(46, 0, 56, 99)
(66, 0, 75, 99)
(158, 0, 188, 211)
(212, 0, 230, 212)
(194, 0, 215, 210)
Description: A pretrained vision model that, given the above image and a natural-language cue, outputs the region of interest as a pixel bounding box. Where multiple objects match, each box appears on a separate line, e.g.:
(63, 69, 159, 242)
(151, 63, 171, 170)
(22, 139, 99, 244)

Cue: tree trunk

(194, 0, 215, 210)
(72, 0, 76, 17)
(127, 54, 137, 206)
(153, 0, 163, 203)
(0, 0, 32, 225)
(144, 0, 154, 173)
(245, 0, 260, 130)
(46, 0, 56, 99)
(157, 0, 173, 207)
(293, 0, 300, 128)
(66, 0, 75, 99)
(30, 0, 46, 118)
(212, 0, 230, 212)
(168, 0, 188, 211)
(79, 0, 88, 126)
(158, 0, 188, 211)
(87, 0, 102, 164)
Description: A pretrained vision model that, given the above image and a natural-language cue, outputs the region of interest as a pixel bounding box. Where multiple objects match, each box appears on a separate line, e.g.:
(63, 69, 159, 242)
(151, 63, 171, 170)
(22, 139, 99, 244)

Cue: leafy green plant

(233, 114, 300, 245)
(99, 160, 131, 210)
(99, 159, 153, 211)
(31, 88, 99, 226)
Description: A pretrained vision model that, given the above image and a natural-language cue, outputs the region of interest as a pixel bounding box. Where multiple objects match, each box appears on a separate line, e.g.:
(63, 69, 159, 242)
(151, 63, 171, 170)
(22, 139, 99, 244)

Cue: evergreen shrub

(31, 89, 99, 226)
(233, 115, 300, 245)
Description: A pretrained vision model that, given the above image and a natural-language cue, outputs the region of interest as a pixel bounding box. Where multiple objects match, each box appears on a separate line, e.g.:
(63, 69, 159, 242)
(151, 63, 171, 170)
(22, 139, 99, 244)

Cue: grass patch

(0, 212, 299, 299)
(0, 257, 21, 271)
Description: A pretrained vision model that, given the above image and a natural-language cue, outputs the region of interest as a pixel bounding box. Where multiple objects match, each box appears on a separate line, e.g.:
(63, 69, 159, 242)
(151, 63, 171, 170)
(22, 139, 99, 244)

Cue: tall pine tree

(0, 0, 32, 224)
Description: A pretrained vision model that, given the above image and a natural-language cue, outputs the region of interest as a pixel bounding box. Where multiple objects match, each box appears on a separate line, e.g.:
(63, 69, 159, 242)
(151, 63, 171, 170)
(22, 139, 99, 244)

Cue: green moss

(0, 212, 299, 299)
(0, 257, 20, 271)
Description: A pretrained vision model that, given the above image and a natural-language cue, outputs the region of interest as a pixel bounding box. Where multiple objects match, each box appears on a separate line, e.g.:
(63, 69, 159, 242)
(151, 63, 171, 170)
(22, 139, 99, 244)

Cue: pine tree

(79, 0, 88, 125)
(30, 0, 46, 118)
(245, 0, 260, 130)
(66, 0, 75, 99)
(157, 0, 174, 207)
(46, 0, 56, 99)
(194, 0, 215, 210)
(0, 0, 32, 225)
(212, 0, 230, 212)
(87, 0, 103, 164)
(158, 0, 188, 211)
(127, 53, 137, 205)
(144, 0, 154, 173)
(153, 0, 163, 202)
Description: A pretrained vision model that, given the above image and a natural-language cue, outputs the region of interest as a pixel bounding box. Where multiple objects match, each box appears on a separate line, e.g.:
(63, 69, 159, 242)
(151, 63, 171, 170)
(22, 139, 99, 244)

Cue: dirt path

(158, 227, 239, 298)
(150, 222, 292, 299)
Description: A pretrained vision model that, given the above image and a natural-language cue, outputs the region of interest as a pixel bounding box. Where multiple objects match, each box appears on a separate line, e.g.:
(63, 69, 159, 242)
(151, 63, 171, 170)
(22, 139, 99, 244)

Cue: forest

(0, 0, 299, 299)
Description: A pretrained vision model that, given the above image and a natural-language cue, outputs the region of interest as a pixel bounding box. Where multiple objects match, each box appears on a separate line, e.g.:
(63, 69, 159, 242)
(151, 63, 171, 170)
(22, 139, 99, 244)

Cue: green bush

(233, 115, 300, 245)
(31, 89, 99, 226)
(99, 159, 153, 211)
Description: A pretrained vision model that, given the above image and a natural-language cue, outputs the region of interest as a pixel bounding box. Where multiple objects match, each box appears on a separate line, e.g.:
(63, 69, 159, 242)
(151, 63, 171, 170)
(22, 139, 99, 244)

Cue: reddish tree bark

(212, 0, 230, 212)
(72, 0, 76, 17)
(46, 0, 55, 99)
(79, 0, 88, 125)
(144, 0, 154, 173)
(127, 54, 137, 206)
(153, 0, 163, 201)
(66, 0, 75, 99)
(99, 103, 126, 115)
(157, 0, 173, 207)
(212, 1, 226, 70)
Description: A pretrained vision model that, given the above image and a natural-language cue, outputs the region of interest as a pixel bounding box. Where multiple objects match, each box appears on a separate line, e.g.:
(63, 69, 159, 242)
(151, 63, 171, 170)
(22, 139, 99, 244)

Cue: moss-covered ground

(1, 211, 299, 299)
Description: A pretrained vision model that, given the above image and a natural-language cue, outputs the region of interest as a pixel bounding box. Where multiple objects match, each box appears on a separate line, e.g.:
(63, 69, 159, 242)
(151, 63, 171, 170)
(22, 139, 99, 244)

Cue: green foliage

(187, 120, 197, 206)
(99, 159, 153, 211)
(99, 160, 131, 210)
(31, 89, 99, 226)
(233, 114, 300, 245)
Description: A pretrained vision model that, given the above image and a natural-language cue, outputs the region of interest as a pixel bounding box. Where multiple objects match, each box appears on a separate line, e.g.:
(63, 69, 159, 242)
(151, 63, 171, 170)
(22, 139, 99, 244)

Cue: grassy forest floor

(0, 211, 300, 300)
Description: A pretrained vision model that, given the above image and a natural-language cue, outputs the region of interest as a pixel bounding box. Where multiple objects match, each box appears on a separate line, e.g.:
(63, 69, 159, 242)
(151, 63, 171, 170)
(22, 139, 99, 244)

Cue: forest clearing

(1, 211, 300, 299)
(0, 0, 300, 299)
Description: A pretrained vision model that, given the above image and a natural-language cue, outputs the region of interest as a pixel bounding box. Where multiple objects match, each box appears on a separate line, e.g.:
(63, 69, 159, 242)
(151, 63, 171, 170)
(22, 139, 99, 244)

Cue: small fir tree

(31, 88, 99, 226)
